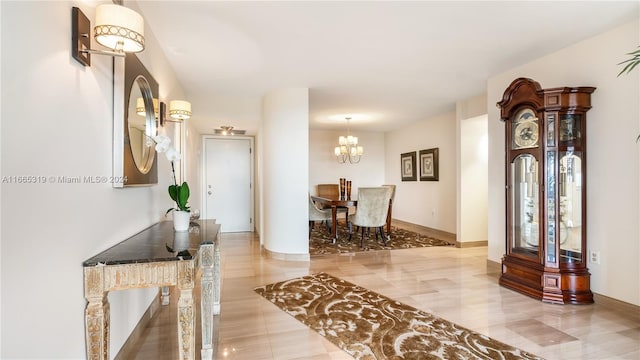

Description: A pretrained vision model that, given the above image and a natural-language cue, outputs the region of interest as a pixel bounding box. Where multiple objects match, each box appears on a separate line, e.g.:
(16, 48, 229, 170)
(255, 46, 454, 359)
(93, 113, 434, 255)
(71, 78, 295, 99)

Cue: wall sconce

(169, 100, 192, 120)
(72, 4, 145, 67)
(160, 100, 192, 126)
(136, 97, 159, 117)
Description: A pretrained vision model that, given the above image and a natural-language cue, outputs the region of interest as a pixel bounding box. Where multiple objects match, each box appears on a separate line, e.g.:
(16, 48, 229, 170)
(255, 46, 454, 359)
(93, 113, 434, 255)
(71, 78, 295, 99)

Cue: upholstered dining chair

(382, 184, 396, 203)
(309, 194, 332, 238)
(382, 184, 396, 235)
(348, 187, 392, 248)
(316, 183, 349, 222)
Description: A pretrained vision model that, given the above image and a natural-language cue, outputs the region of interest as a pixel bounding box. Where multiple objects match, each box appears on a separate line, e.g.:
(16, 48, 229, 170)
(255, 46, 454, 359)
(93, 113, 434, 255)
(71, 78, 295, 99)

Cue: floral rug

(309, 223, 453, 255)
(255, 272, 544, 360)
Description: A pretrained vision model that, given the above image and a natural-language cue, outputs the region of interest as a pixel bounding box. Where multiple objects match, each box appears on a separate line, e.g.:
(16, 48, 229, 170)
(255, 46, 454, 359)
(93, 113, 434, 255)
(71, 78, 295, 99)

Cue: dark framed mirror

(113, 54, 159, 187)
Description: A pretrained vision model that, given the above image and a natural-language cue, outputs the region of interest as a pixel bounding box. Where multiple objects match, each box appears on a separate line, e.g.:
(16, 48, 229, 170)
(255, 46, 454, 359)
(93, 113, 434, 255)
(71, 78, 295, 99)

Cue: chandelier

(334, 117, 364, 164)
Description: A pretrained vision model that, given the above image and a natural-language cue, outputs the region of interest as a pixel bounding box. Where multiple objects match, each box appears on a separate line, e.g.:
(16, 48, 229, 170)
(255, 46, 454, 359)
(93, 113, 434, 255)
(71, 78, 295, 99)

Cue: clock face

(512, 108, 539, 150)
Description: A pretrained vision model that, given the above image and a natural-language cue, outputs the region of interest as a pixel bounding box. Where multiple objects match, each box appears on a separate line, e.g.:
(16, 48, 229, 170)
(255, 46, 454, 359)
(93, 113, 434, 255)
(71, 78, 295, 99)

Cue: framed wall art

(419, 148, 439, 181)
(400, 152, 417, 181)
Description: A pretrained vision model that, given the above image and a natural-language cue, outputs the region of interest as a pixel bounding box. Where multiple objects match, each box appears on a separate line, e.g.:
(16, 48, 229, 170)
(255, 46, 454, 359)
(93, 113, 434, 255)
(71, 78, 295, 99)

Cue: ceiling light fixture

(214, 126, 246, 136)
(334, 117, 363, 164)
(72, 5, 145, 67)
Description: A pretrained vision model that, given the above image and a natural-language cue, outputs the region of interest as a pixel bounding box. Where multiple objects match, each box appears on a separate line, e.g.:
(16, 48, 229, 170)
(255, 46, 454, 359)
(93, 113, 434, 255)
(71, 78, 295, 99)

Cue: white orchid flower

(165, 147, 182, 162)
(155, 141, 170, 153)
(152, 135, 170, 144)
(152, 135, 172, 153)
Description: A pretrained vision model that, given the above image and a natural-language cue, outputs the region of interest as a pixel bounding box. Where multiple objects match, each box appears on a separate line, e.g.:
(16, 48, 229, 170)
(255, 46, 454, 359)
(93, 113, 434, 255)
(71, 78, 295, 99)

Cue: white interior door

(204, 137, 252, 232)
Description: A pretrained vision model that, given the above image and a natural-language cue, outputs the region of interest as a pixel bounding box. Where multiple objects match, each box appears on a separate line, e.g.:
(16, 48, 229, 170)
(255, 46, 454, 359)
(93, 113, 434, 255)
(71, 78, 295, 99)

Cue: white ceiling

(136, 1, 639, 135)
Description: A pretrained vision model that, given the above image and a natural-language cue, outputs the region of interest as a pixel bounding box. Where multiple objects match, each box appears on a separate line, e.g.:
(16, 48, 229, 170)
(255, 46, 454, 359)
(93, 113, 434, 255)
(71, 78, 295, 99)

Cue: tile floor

(131, 231, 640, 360)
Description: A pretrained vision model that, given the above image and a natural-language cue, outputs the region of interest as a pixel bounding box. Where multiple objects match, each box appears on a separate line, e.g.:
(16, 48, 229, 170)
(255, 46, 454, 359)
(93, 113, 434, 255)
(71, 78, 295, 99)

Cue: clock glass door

(559, 150, 583, 263)
(510, 154, 540, 258)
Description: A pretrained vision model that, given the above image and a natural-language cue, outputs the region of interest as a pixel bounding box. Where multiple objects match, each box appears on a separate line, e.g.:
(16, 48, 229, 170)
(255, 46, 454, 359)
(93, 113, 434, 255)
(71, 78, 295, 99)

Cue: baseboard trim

(456, 240, 488, 248)
(114, 290, 162, 360)
(391, 219, 456, 245)
(262, 246, 310, 261)
(486, 259, 501, 279)
(593, 293, 640, 320)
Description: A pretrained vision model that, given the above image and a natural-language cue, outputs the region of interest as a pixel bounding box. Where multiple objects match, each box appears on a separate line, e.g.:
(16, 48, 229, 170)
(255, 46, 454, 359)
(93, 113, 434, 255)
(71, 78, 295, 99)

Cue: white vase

(173, 210, 191, 232)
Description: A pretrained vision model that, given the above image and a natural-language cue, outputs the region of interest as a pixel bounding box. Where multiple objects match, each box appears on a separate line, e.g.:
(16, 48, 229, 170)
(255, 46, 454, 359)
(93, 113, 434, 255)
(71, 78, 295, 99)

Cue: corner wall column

(261, 88, 310, 258)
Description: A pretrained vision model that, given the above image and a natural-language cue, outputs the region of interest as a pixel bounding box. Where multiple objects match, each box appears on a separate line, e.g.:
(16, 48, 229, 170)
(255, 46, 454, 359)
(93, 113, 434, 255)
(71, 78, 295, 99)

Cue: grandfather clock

(497, 78, 595, 304)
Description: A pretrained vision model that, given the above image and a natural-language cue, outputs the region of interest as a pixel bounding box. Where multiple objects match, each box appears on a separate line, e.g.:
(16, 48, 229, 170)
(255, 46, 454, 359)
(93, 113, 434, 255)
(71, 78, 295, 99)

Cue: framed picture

(400, 152, 417, 181)
(419, 148, 439, 181)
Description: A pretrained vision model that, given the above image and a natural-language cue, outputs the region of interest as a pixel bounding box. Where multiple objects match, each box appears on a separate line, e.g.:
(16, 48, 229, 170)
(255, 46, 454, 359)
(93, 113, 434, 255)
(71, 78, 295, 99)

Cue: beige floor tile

(127, 231, 640, 360)
(269, 329, 334, 359)
(506, 319, 578, 346)
(216, 334, 274, 359)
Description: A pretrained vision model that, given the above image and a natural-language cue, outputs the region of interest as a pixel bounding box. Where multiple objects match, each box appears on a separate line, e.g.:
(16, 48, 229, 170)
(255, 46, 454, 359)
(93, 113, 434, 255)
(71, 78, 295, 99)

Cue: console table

(83, 219, 221, 360)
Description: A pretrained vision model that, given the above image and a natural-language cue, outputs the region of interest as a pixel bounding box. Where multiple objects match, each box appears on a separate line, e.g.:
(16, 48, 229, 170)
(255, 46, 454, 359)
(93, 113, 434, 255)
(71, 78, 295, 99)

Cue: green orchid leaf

(165, 208, 175, 216)
(168, 185, 178, 202)
(177, 182, 190, 210)
(168, 180, 191, 211)
(165, 243, 174, 253)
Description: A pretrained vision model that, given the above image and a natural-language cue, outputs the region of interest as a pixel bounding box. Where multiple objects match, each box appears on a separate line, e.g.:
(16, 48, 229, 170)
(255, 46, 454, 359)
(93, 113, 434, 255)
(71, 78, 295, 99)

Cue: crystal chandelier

(334, 117, 364, 164)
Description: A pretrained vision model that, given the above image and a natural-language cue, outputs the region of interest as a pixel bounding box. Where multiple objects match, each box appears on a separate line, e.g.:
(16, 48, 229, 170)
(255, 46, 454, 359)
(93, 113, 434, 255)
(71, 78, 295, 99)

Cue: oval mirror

(127, 75, 156, 174)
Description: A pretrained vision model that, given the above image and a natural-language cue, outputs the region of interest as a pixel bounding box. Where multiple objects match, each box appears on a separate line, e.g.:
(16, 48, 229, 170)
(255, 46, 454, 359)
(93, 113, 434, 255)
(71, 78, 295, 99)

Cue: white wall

(256, 129, 263, 241)
(185, 121, 202, 213)
(384, 112, 457, 233)
(262, 88, 309, 256)
(0, 1, 188, 358)
(459, 115, 489, 243)
(456, 95, 489, 244)
(309, 130, 385, 195)
(487, 20, 640, 305)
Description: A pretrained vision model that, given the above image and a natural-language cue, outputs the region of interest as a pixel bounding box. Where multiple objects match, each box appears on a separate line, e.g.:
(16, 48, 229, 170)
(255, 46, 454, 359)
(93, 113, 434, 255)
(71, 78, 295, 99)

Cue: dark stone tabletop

(83, 219, 219, 267)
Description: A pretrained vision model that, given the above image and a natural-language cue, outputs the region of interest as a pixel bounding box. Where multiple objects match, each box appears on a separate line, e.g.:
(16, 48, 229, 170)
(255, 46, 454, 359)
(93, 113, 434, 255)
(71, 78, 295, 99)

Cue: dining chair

(382, 184, 396, 202)
(382, 184, 396, 235)
(348, 187, 392, 248)
(308, 194, 332, 238)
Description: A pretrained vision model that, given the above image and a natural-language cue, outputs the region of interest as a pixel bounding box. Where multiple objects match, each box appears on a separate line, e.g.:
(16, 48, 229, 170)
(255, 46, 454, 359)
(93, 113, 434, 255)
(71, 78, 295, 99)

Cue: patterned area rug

(255, 272, 544, 360)
(309, 223, 453, 255)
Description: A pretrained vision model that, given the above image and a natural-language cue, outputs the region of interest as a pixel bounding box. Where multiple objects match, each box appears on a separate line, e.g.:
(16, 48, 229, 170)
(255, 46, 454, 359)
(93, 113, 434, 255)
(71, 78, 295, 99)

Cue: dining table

(311, 195, 392, 243)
